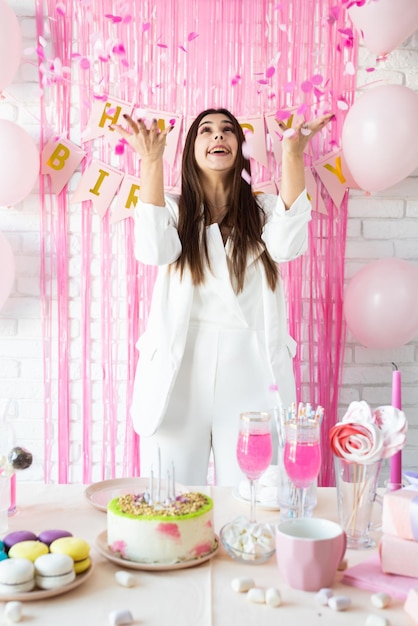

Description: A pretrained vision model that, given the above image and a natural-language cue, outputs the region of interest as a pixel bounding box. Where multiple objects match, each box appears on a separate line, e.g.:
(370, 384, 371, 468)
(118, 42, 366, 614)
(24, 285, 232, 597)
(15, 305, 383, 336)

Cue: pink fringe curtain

(35, 0, 357, 484)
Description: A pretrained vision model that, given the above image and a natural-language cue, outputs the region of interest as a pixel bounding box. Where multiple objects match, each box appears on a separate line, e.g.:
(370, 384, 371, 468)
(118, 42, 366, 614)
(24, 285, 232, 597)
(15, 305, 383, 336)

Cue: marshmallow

(365, 615, 390, 626)
(328, 595, 352, 611)
(265, 587, 281, 607)
(231, 577, 255, 593)
(4, 602, 23, 623)
(115, 570, 136, 588)
(108, 609, 134, 625)
(315, 588, 334, 605)
(247, 588, 266, 604)
(404, 588, 418, 624)
(370, 592, 391, 609)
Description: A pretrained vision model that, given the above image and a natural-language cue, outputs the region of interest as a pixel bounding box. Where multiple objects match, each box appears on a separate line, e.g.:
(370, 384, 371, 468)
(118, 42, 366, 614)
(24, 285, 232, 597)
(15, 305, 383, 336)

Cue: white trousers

(139, 325, 278, 487)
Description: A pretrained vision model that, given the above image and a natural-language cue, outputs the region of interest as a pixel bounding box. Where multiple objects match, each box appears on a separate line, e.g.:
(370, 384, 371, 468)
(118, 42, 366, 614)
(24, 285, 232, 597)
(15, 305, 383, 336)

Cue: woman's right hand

(111, 115, 173, 161)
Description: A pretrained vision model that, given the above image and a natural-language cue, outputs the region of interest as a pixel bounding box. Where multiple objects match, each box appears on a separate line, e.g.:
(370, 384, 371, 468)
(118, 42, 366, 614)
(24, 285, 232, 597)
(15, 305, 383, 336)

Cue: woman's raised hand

(111, 115, 173, 161)
(277, 113, 334, 156)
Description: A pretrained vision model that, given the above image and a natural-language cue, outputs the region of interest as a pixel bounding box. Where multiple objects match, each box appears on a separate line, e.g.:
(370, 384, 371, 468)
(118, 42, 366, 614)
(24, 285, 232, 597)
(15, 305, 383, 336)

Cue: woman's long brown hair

(174, 108, 279, 292)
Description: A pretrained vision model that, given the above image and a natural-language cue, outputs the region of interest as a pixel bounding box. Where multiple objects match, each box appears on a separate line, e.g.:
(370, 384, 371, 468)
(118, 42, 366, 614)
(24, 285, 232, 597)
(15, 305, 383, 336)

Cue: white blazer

(130, 191, 312, 437)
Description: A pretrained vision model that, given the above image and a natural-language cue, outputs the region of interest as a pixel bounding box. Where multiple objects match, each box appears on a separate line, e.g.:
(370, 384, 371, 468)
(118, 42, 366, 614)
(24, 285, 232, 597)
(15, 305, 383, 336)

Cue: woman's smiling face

(194, 113, 239, 175)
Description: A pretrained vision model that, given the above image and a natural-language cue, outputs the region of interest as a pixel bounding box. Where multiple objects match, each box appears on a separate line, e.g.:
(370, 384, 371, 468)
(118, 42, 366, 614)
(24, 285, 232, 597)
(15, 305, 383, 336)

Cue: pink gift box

(379, 533, 418, 578)
(381, 488, 418, 541)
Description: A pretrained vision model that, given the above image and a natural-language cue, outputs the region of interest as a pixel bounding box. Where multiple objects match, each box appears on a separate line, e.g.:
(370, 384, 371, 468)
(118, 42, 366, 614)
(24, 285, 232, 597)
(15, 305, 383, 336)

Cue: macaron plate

(0, 560, 94, 601)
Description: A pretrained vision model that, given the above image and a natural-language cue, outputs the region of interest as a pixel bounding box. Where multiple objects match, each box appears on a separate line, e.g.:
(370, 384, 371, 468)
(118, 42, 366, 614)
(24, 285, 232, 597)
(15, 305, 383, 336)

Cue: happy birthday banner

(40, 96, 360, 220)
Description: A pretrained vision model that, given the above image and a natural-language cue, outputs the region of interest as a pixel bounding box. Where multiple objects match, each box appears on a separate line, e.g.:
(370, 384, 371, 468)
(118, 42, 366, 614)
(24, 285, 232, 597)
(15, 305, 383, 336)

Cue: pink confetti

(337, 99, 349, 110)
(115, 142, 125, 155)
(187, 32, 199, 42)
(311, 74, 323, 85)
(79, 58, 90, 70)
(123, 15, 132, 24)
(56, 2, 66, 16)
(157, 43, 168, 49)
(366, 67, 376, 73)
(179, 45, 187, 52)
(142, 22, 151, 32)
(258, 79, 269, 85)
(266, 66, 275, 78)
(169, 118, 176, 126)
(112, 44, 126, 55)
(283, 128, 296, 138)
(241, 140, 252, 159)
(105, 14, 123, 24)
(241, 169, 251, 185)
(344, 61, 355, 75)
(275, 109, 291, 121)
(301, 80, 313, 93)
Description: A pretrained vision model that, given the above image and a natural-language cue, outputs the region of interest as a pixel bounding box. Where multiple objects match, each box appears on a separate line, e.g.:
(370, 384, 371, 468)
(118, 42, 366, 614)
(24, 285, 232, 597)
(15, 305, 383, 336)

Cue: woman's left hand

(277, 113, 334, 155)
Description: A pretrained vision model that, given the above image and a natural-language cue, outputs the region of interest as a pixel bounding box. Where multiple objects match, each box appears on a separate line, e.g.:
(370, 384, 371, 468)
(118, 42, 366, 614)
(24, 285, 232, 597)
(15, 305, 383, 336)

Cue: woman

(114, 108, 333, 486)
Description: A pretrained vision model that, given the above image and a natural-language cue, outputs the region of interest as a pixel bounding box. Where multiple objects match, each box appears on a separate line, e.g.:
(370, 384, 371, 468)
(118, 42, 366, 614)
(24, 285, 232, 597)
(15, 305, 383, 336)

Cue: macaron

(0, 558, 35, 594)
(3, 531, 37, 553)
(8, 540, 49, 562)
(34, 553, 76, 590)
(37, 529, 73, 547)
(50, 537, 90, 574)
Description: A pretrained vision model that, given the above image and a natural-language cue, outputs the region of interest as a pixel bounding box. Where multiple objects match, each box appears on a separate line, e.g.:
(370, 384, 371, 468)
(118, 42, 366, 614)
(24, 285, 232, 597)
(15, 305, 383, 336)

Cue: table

(0, 484, 415, 625)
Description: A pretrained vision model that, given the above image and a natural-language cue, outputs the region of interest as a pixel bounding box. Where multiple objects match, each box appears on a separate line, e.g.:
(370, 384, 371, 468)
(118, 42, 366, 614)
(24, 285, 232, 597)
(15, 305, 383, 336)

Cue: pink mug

(275, 518, 347, 591)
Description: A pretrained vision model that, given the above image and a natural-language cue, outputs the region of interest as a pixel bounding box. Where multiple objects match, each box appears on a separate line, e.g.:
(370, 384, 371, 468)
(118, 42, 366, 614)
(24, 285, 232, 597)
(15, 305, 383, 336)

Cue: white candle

(171, 461, 175, 500)
(149, 467, 154, 505)
(157, 445, 161, 503)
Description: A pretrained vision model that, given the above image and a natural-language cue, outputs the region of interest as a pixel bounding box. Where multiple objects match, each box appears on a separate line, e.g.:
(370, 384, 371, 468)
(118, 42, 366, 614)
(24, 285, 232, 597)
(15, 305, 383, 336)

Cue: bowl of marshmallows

(220, 517, 276, 564)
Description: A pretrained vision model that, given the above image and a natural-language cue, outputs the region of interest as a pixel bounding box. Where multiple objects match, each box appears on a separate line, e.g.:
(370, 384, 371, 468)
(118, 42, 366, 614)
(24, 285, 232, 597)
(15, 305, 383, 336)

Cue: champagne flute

(236, 411, 273, 524)
(283, 418, 321, 518)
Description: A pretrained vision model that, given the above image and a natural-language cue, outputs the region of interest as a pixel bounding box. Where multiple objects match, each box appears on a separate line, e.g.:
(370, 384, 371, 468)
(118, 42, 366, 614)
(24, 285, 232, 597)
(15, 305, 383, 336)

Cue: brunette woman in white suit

(113, 108, 333, 486)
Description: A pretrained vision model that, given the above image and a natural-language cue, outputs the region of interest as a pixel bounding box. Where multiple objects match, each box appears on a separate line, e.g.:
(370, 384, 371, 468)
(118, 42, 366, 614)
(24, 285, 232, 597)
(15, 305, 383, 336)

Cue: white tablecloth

(0, 484, 414, 625)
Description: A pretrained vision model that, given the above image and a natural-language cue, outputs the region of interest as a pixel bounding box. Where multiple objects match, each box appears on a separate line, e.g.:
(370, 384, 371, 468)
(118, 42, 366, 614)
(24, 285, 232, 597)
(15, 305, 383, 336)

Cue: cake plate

(95, 530, 219, 571)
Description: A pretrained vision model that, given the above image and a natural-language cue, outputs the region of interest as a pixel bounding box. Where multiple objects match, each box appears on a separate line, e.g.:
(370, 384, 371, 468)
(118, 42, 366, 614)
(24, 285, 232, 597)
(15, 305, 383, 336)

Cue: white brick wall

(1, 2, 417, 485)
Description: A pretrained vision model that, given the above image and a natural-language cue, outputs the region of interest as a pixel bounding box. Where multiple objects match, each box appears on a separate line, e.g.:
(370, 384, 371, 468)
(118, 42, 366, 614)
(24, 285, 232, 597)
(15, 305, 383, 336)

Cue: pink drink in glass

(237, 432, 272, 480)
(284, 440, 321, 488)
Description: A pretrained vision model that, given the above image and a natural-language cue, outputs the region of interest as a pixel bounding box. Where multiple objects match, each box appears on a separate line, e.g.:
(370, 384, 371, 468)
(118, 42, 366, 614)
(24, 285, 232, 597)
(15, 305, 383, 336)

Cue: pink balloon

(342, 85, 418, 192)
(348, 0, 418, 57)
(0, 0, 22, 91)
(0, 120, 40, 206)
(0, 231, 15, 310)
(344, 258, 418, 349)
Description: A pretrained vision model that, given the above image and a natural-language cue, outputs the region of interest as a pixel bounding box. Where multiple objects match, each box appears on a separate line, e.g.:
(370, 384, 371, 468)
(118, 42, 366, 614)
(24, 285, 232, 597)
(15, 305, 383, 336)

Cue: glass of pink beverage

(236, 411, 273, 523)
(284, 419, 321, 518)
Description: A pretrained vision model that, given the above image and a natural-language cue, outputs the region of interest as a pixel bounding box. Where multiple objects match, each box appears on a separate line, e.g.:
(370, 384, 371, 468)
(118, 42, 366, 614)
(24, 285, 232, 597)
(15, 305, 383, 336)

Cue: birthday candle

(390, 365, 402, 489)
(149, 467, 154, 505)
(171, 461, 175, 500)
(157, 445, 161, 503)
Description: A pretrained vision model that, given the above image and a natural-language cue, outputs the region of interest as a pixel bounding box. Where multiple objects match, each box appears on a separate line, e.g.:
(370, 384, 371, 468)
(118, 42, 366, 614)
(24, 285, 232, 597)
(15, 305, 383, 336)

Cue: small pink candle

(390, 367, 402, 489)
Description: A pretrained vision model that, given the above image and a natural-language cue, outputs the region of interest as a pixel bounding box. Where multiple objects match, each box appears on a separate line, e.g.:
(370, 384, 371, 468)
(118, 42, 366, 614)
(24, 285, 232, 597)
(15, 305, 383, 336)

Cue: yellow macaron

(8, 540, 49, 562)
(50, 537, 90, 574)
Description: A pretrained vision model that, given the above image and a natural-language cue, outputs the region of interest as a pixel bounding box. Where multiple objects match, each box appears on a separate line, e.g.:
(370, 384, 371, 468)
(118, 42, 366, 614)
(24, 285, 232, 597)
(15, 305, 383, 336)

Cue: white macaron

(34, 553, 76, 590)
(0, 558, 35, 594)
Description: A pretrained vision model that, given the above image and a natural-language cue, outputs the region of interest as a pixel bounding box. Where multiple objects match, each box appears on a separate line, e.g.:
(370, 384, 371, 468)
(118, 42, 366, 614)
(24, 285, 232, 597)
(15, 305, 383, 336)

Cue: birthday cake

(107, 492, 215, 564)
